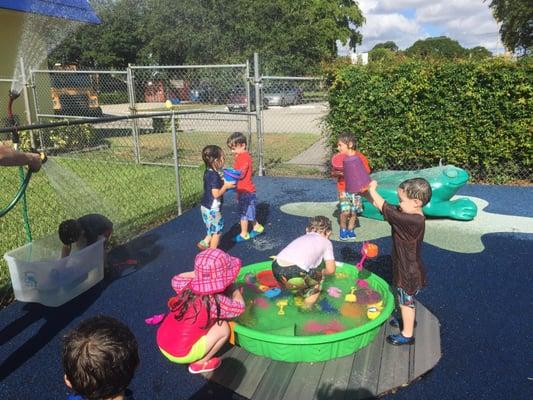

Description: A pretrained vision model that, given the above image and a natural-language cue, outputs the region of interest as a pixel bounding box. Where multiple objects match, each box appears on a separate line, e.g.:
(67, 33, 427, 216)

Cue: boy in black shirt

(364, 178, 432, 345)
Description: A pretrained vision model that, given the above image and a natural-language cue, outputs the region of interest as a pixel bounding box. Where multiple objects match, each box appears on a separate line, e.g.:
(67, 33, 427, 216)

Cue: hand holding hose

(27, 152, 43, 172)
(0, 145, 44, 171)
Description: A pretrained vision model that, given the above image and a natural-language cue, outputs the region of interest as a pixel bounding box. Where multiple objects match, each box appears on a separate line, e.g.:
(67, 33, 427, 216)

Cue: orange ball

(363, 242, 379, 258)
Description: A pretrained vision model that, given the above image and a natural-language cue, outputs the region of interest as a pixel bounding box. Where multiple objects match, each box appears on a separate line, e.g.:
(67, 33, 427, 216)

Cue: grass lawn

(0, 129, 323, 304)
(105, 130, 324, 174)
(0, 158, 203, 305)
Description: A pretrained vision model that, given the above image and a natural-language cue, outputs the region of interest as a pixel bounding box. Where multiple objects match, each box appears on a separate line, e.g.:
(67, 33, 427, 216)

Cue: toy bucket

(223, 168, 241, 192)
(331, 153, 346, 171)
(343, 156, 371, 193)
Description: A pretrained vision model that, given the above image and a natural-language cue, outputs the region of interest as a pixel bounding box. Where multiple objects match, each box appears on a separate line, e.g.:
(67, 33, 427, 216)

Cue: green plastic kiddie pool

(233, 261, 394, 363)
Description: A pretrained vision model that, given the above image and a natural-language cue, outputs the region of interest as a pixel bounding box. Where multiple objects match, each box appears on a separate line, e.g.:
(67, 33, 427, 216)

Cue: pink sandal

(188, 357, 221, 374)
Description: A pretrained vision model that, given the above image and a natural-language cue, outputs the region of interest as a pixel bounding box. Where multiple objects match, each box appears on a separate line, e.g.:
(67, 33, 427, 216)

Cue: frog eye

(444, 168, 458, 178)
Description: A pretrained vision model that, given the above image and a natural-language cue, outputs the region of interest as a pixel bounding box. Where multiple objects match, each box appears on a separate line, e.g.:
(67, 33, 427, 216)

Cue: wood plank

(208, 345, 250, 391)
(206, 302, 441, 399)
(413, 302, 441, 379)
(314, 354, 355, 400)
(376, 320, 411, 394)
(281, 362, 326, 400)
(231, 353, 272, 399)
(344, 325, 386, 398)
(252, 361, 297, 400)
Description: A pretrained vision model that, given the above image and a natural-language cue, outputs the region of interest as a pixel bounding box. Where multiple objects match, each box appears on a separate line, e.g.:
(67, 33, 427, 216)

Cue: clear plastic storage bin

(4, 236, 105, 307)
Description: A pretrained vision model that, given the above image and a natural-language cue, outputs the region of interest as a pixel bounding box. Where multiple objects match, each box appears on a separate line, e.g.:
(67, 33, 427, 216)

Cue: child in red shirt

(226, 132, 264, 242)
(157, 249, 245, 374)
(331, 133, 370, 240)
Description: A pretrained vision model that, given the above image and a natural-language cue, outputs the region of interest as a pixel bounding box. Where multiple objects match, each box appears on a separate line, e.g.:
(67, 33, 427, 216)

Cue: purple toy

(343, 156, 371, 193)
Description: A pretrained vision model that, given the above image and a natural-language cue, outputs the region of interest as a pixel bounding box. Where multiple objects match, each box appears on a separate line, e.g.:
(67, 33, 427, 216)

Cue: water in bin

(3, 236, 105, 307)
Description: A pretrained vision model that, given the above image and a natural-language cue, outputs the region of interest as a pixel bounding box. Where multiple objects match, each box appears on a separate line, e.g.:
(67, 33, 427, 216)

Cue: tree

(49, 0, 147, 68)
(49, 0, 364, 75)
(405, 36, 467, 59)
(371, 41, 399, 52)
(369, 48, 396, 62)
(486, 0, 532, 56)
(468, 46, 492, 60)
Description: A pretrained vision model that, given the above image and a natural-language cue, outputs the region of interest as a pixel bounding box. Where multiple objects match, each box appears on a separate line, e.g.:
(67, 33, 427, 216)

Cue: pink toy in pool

(327, 286, 342, 298)
(303, 320, 345, 334)
(356, 279, 369, 288)
(254, 297, 269, 308)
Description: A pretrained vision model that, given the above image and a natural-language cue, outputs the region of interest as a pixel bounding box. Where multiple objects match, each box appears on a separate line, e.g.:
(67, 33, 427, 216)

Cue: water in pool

(235, 269, 384, 337)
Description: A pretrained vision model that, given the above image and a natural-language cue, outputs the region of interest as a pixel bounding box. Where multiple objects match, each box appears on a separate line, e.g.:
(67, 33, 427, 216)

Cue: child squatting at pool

(157, 249, 245, 374)
(271, 215, 337, 307)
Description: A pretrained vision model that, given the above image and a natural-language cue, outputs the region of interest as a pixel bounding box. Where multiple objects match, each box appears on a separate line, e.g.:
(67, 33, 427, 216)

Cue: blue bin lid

(0, 0, 101, 24)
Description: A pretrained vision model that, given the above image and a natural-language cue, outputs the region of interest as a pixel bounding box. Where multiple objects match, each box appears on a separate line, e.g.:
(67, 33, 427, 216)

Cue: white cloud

(353, 0, 501, 53)
(360, 13, 423, 51)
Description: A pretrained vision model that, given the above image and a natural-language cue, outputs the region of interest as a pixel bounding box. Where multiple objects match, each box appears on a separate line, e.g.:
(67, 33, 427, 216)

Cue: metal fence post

(171, 112, 182, 215)
(29, 70, 44, 149)
(254, 53, 264, 176)
(127, 65, 141, 163)
(245, 60, 253, 149)
(19, 58, 35, 148)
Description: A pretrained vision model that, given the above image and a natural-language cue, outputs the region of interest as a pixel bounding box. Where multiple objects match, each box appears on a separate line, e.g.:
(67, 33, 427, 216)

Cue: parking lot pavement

(99, 102, 328, 134)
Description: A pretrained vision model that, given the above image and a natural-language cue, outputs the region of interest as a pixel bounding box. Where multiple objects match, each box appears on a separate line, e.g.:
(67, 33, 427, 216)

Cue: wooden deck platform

(204, 302, 441, 399)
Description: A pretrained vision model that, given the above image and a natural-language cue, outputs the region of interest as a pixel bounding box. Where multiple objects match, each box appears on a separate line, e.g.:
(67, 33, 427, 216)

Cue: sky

(341, 0, 503, 55)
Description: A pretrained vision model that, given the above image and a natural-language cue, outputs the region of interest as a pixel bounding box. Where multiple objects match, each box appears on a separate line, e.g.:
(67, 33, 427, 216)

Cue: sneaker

(386, 333, 415, 346)
(234, 233, 250, 243)
(249, 224, 264, 238)
(188, 357, 222, 374)
(389, 317, 417, 329)
(339, 229, 350, 241)
(347, 230, 357, 239)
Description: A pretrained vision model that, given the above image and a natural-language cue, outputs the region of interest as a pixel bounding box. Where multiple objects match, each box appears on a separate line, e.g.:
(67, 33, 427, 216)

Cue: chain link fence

(1, 58, 530, 305)
(260, 76, 327, 177)
(0, 109, 257, 305)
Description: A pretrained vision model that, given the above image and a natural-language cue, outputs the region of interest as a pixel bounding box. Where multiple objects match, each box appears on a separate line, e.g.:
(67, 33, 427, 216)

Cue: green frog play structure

(361, 165, 478, 221)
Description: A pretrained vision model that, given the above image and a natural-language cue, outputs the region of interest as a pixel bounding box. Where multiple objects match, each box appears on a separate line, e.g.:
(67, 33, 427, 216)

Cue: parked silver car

(263, 83, 303, 106)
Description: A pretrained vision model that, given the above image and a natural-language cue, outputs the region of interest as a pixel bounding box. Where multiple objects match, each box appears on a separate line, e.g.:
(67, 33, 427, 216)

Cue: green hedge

(326, 58, 532, 183)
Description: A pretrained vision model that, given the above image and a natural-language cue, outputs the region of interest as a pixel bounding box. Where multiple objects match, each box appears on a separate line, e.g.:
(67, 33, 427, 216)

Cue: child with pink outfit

(157, 249, 245, 374)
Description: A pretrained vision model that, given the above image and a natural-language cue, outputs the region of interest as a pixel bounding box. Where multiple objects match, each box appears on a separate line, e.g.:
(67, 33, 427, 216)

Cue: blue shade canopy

(0, 0, 100, 24)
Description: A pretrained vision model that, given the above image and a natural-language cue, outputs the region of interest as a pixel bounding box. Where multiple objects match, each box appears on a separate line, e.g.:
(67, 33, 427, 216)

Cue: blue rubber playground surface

(1, 177, 532, 399)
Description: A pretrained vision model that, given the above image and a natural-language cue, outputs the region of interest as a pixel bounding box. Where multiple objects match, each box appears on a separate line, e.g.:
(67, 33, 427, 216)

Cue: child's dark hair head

(399, 178, 432, 206)
(226, 132, 247, 148)
(58, 219, 83, 245)
(306, 215, 332, 235)
(201, 145, 224, 169)
(62, 315, 139, 400)
(337, 133, 357, 149)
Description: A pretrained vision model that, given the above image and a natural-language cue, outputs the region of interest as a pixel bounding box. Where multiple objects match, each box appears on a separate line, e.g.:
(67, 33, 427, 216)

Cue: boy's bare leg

(347, 213, 357, 231)
(203, 235, 211, 245)
(303, 284, 321, 307)
(339, 212, 349, 230)
(209, 233, 220, 249)
(399, 305, 416, 337)
(240, 219, 249, 237)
